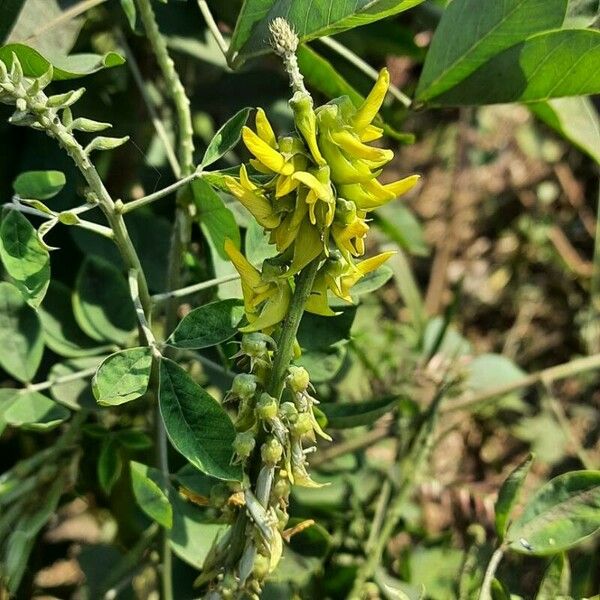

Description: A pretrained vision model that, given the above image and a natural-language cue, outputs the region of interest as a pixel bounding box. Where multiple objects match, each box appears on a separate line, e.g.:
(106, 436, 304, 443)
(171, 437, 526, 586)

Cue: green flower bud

(279, 401, 298, 423)
(256, 393, 278, 421)
(272, 477, 290, 499)
(261, 437, 284, 466)
(288, 366, 310, 393)
(210, 483, 230, 509)
(291, 412, 313, 437)
(232, 373, 257, 401)
(233, 430, 256, 459)
(252, 553, 270, 580)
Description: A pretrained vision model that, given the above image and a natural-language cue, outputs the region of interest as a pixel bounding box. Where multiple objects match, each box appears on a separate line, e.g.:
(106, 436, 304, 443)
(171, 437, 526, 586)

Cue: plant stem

(478, 547, 505, 600)
(266, 259, 321, 398)
(152, 273, 240, 304)
(319, 36, 412, 108)
(196, 0, 229, 57)
(447, 351, 600, 413)
(122, 171, 201, 213)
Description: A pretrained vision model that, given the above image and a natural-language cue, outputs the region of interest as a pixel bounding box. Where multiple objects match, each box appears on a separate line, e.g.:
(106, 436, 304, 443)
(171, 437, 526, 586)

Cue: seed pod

(256, 393, 278, 421)
(241, 332, 269, 358)
(291, 412, 313, 437)
(233, 431, 256, 460)
(84, 135, 129, 155)
(69, 117, 112, 133)
(231, 373, 257, 401)
(47, 88, 85, 108)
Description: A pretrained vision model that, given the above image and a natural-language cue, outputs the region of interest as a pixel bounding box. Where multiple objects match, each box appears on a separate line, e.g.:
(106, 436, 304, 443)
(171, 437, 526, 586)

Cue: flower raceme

(225, 68, 420, 331)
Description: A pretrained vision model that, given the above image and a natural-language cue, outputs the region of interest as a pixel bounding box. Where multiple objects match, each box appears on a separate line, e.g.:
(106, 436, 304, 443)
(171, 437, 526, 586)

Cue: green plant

(1, 0, 599, 598)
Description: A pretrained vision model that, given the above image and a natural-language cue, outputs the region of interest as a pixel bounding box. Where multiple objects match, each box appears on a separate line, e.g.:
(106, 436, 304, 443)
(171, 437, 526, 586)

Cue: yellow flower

(243, 126, 294, 176)
(331, 199, 369, 259)
(352, 68, 390, 133)
(225, 165, 280, 229)
(292, 166, 335, 227)
(291, 93, 325, 166)
(338, 174, 421, 211)
(338, 251, 396, 300)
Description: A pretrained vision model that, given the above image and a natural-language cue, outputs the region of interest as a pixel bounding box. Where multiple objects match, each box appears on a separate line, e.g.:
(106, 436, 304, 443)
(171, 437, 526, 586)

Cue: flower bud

(288, 366, 310, 393)
(253, 553, 270, 580)
(232, 373, 257, 401)
(210, 483, 230, 509)
(272, 477, 290, 499)
(241, 333, 269, 358)
(233, 430, 256, 459)
(256, 393, 278, 421)
(261, 437, 284, 466)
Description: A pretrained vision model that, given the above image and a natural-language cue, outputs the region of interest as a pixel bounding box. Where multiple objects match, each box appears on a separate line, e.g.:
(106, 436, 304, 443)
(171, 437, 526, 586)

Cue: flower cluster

(224, 67, 419, 331)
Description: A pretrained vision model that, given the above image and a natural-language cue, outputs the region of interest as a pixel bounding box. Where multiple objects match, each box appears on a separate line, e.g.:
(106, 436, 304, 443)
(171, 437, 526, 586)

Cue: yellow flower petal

(275, 174, 299, 198)
(240, 283, 292, 332)
(383, 174, 421, 198)
(242, 126, 293, 175)
(292, 171, 333, 202)
(288, 219, 323, 275)
(330, 130, 393, 164)
(255, 108, 277, 147)
(305, 271, 337, 316)
(239, 164, 257, 190)
(225, 238, 263, 312)
(340, 251, 395, 297)
(225, 176, 280, 229)
(360, 124, 384, 143)
(249, 158, 273, 175)
(291, 94, 326, 165)
(353, 68, 390, 132)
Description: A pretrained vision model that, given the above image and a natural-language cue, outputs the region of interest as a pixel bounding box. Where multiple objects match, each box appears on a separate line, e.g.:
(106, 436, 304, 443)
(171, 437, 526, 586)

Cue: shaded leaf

(39, 281, 109, 358)
(430, 29, 600, 106)
(0, 281, 44, 382)
(120, 0, 136, 31)
(0, 42, 125, 80)
(192, 178, 241, 260)
(201, 107, 251, 168)
(416, 0, 568, 103)
(495, 453, 534, 541)
(530, 96, 600, 165)
(159, 358, 241, 481)
(229, 0, 424, 65)
(92, 347, 153, 407)
(130, 461, 172, 529)
(245, 219, 278, 266)
(98, 438, 122, 495)
(73, 256, 136, 345)
(564, 0, 600, 26)
(50, 356, 103, 411)
(115, 429, 152, 450)
(535, 554, 571, 600)
(13, 170, 65, 200)
(507, 470, 600, 554)
(3, 391, 69, 431)
(0, 209, 50, 307)
(168, 299, 244, 349)
(0, 0, 27, 44)
(375, 203, 428, 257)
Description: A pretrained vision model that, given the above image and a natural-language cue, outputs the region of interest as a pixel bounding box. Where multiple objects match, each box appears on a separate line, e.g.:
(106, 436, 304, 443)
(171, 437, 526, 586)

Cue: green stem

(478, 547, 505, 600)
(266, 259, 321, 398)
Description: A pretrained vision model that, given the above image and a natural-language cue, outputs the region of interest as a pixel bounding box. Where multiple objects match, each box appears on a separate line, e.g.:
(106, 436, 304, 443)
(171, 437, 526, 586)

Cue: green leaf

(229, 0, 424, 65)
(468, 354, 526, 393)
(0, 0, 27, 44)
(0, 43, 125, 80)
(296, 346, 346, 383)
(168, 299, 244, 349)
(245, 219, 278, 266)
(115, 429, 152, 450)
(3, 391, 69, 431)
(98, 438, 122, 495)
(73, 256, 136, 345)
(535, 554, 571, 600)
(168, 491, 227, 568)
(130, 461, 172, 529)
(320, 396, 398, 429)
(0, 388, 18, 437)
(416, 0, 568, 103)
(0, 281, 44, 382)
(92, 347, 153, 407)
(159, 358, 241, 481)
(430, 29, 600, 106)
(507, 470, 600, 555)
(0, 209, 50, 307)
(375, 203, 428, 257)
(192, 178, 241, 260)
(530, 97, 600, 165)
(495, 453, 534, 541)
(50, 356, 103, 411)
(201, 107, 251, 168)
(120, 0, 136, 30)
(39, 281, 109, 358)
(13, 170, 65, 200)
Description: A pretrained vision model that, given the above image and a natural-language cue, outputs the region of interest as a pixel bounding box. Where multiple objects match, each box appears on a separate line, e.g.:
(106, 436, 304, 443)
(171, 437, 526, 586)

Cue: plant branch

(447, 351, 600, 413)
(196, 0, 229, 58)
(152, 272, 240, 304)
(122, 171, 201, 214)
(319, 36, 412, 108)
(478, 547, 505, 600)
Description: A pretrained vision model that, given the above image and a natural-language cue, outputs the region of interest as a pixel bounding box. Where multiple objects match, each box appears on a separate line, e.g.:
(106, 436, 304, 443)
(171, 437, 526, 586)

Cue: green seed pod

(278, 401, 298, 423)
(291, 412, 313, 437)
(233, 430, 256, 459)
(261, 437, 284, 466)
(288, 366, 310, 393)
(210, 483, 230, 509)
(241, 332, 269, 358)
(252, 553, 270, 580)
(272, 477, 290, 500)
(232, 373, 257, 401)
(256, 393, 278, 421)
